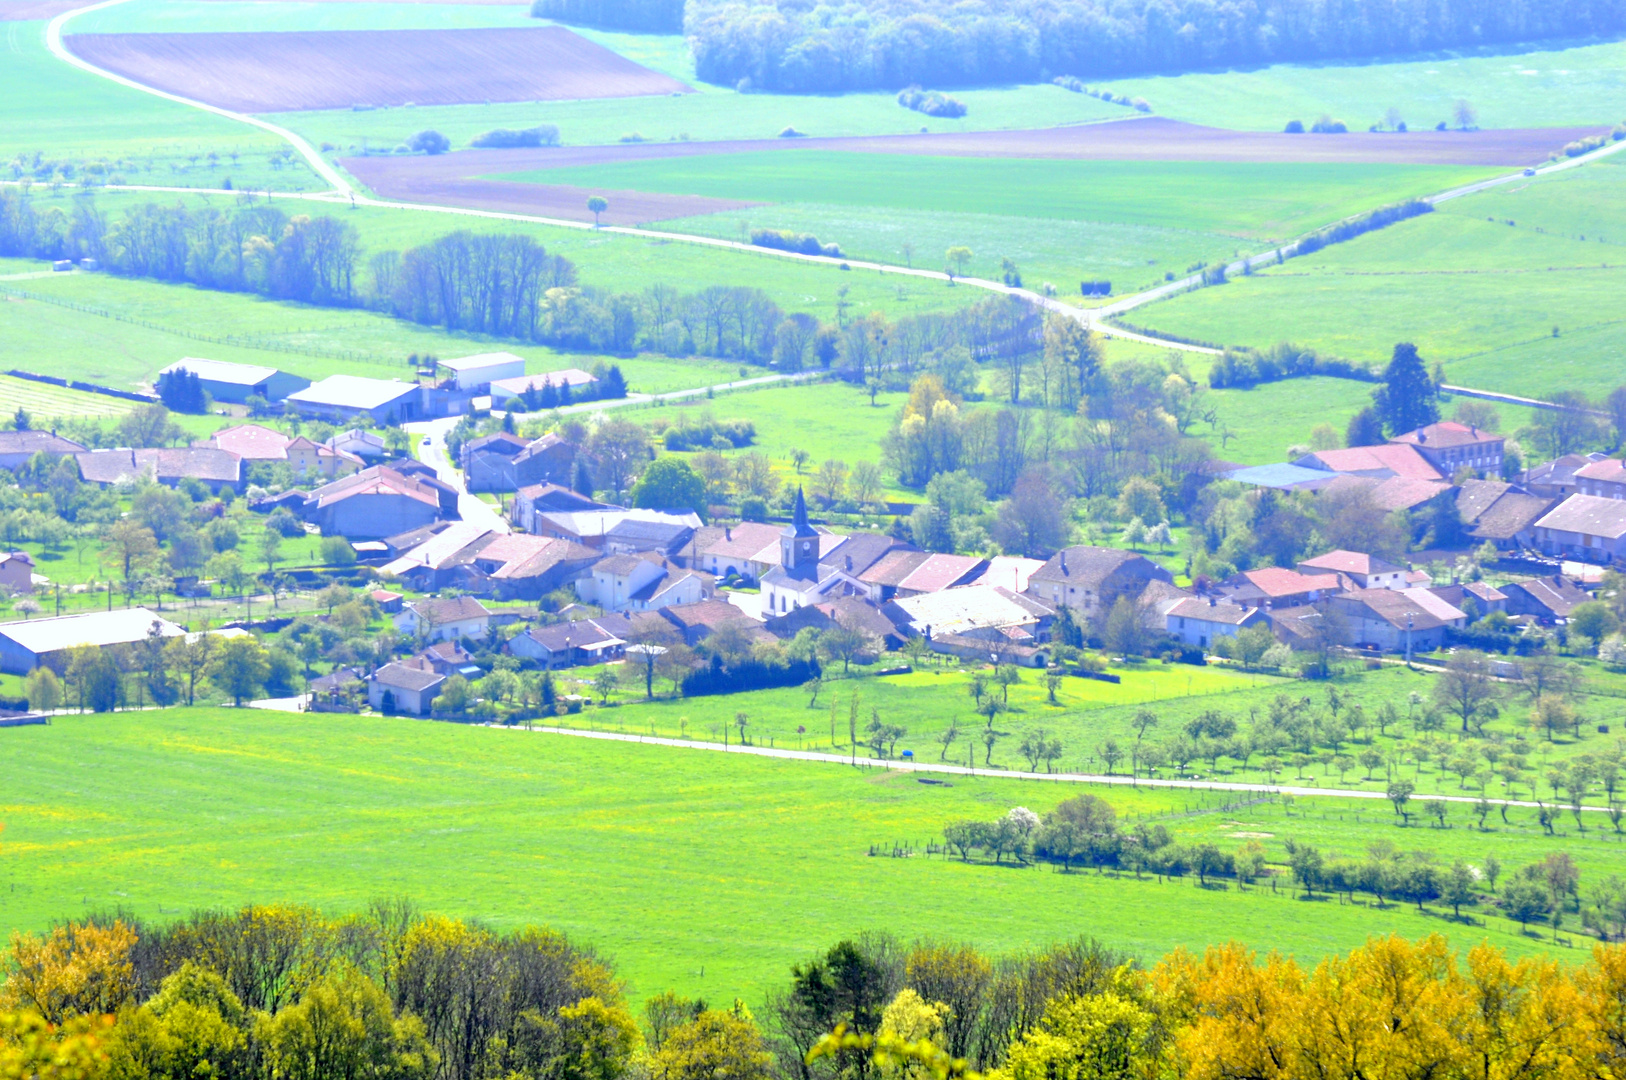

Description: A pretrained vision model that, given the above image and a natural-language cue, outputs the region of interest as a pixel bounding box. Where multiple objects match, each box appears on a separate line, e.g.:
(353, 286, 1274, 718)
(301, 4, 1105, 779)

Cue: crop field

(0, 373, 141, 419)
(1108, 37, 1626, 133)
(1124, 158, 1626, 398)
(66, 26, 691, 114)
(8, 707, 1624, 1006)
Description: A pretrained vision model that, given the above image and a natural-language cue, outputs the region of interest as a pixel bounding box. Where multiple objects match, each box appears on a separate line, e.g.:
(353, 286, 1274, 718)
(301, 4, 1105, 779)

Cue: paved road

(403, 417, 510, 534)
(496, 722, 1616, 814)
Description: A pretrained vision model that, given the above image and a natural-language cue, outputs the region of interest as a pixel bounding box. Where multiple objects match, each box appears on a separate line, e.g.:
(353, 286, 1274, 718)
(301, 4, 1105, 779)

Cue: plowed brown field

(65, 26, 691, 112)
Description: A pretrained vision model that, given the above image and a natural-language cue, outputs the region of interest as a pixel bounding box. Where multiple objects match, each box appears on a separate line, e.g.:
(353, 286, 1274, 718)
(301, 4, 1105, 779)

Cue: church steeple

(781, 486, 818, 575)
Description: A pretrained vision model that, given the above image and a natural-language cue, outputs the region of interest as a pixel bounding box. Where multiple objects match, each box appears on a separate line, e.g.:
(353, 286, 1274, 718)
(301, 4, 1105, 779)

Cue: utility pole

(1405, 613, 1414, 665)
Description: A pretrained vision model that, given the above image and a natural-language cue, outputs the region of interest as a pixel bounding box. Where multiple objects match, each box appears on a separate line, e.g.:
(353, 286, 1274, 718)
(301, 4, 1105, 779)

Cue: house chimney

(725, 526, 732, 541)
(1208, 595, 1216, 606)
(1060, 551, 1068, 575)
(845, 555, 853, 571)
(1417, 431, 1428, 443)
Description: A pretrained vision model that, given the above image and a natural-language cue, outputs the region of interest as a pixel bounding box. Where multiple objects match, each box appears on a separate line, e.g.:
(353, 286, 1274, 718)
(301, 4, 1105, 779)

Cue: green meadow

(503, 154, 1500, 292)
(508, 154, 1501, 241)
(0, 19, 312, 191)
(1108, 37, 1626, 132)
(1124, 158, 1626, 398)
(6, 706, 1622, 1007)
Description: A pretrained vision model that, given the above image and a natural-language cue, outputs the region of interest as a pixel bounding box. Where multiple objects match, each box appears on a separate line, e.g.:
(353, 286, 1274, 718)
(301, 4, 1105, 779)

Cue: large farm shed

(0, 607, 185, 674)
(286, 375, 423, 424)
(440, 352, 525, 392)
(159, 357, 310, 404)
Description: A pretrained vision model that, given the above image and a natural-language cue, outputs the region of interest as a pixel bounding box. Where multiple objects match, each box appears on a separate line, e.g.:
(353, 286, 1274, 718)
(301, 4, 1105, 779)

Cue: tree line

(681, 0, 1626, 93)
(22, 902, 1626, 1080)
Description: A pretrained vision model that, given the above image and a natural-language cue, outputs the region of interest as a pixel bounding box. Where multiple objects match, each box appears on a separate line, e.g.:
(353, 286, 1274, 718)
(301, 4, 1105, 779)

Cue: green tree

(630, 457, 708, 519)
(24, 667, 62, 713)
(587, 195, 609, 226)
(209, 635, 269, 706)
(256, 968, 435, 1080)
(1371, 342, 1439, 435)
(945, 246, 972, 278)
(652, 1006, 772, 1080)
(1000, 986, 1155, 1080)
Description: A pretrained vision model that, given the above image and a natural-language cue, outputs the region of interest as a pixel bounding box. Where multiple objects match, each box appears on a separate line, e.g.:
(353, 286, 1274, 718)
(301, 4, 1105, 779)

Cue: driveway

(403, 417, 510, 535)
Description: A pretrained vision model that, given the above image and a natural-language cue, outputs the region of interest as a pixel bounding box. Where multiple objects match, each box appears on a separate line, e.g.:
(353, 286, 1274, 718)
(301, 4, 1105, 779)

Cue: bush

(661, 417, 755, 450)
(1080, 280, 1112, 296)
(266, 507, 306, 537)
(778, 127, 806, 138)
(469, 125, 561, 148)
(682, 654, 819, 697)
(407, 130, 450, 155)
(751, 228, 842, 257)
(320, 535, 357, 566)
(1208, 341, 1378, 390)
(1309, 116, 1348, 133)
(1284, 119, 1305, 133)
(897, 86, 967, 118)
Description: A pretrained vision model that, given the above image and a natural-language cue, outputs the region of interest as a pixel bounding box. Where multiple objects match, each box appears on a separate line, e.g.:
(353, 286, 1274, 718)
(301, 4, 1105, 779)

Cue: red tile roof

(1390, 421, 1504, 449)
(1240, 567, 1342, 598)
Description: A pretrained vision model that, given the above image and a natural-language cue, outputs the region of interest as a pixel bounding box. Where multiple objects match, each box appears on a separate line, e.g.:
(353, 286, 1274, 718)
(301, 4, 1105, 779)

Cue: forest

(678, 0, 1626, 92)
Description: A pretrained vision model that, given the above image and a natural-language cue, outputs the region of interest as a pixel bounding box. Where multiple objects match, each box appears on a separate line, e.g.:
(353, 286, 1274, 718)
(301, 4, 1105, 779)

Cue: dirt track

(350, 117, 1603, 177)
(341, 116, 1605, 221)
(65, 26, 691, 112)
(344, 155, 762, 225)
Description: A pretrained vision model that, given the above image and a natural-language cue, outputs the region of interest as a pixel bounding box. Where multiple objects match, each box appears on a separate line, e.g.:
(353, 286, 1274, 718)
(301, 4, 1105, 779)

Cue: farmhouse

(381, 526, 598, 599)
(508, 614, 633, 669)
(576, 553, 708, 612)
(0, 431, 87, 471)
(1296, 550, 1407, 590)
(1523, 453, 1608, 499)
(1531, 495, 1626, 562)
(1294, 444, 1443, 482)
(511, 483, 611, 530)
(0, 551, 35, 594)
(1319, 473, 1452, 513)
(1455, 480, 1555, 549)
(300, 466, 446, 539)
(1326, 589, 1467, 652)
(1222, 567, 1345, 610)
(157, 357, 310, 403)
(0, 607, 185, 674)
(465, 433, 578, 494)
(688, 522, 783, 581)
(858, 550, 986, 602)
(393, 595, 492, 643)
(366, 662, 444, 716)
(1502, 575, 1592, 622)
(327, 429, 388, 461)
(886, 585, 1055, 665)
(1025, 546, 1174, 619)
(440, 352, 525, 391)
(1389, 421, 1504, 477)
(74, 448, 243, 492)
(535, 507, 701, 548)
(285, 436, 363, 479)
(205, 424, 292, 462)
(286, 375, 423, 423)
(1576, 458, 1626, 500)
(1163, 597, 1268, 648)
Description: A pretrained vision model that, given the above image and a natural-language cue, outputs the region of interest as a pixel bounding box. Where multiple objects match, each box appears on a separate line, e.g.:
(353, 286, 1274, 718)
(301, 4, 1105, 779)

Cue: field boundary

(6, 367, 157, 404)
(493, 721, 1619, 814)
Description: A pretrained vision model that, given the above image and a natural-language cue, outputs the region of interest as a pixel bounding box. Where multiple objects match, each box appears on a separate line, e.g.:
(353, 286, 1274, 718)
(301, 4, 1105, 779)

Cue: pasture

(0, 18, 312, 191)
(65, 26, 691, 114)
(1108, 37, 1626, 132)
(1123, 157, 1626, 398)
(492, 152, 1500, 290)
(5, 705, 1620, 1006)
(0, 373, 140, 419)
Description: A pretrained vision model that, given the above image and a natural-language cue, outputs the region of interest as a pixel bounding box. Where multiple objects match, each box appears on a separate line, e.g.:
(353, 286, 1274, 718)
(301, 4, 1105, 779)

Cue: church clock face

(801, 542, 811, 553)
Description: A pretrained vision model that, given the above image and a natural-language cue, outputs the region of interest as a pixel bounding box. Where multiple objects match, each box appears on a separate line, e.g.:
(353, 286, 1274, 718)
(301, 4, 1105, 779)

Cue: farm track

(497, 722, 1618, 815)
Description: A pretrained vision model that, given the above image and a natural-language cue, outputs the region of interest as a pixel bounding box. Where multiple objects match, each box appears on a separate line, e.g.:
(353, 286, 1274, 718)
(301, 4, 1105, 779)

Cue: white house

(1163, 597, 1268, 648)
(367, 662, 445, 715)
(440, 352, 526, 392)
(392, 596, 492, 643)
(575, 554, 706, 612)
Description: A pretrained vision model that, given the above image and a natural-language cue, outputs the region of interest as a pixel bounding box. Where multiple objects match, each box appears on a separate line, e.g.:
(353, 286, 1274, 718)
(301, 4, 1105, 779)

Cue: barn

(0, 607, 186, 674)
(158, 357, 311, 403)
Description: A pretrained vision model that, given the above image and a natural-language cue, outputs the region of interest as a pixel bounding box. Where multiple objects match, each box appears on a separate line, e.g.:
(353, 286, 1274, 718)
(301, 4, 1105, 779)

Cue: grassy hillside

(1124, 158, 1626, 398)
(6, 706, 1620, 1007)
(0, 19, 312, 191)
(1108, 38, 1626, 132)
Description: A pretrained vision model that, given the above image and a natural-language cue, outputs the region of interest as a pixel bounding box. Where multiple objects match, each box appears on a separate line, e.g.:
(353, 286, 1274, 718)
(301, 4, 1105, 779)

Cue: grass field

(0, 258, 837, 393)
(0, 19, 314, 192)
(502, 154, 1500, 291)
(10, 706, 1626, 1008)
(1109, 37, 1626, 132)
(1125, 158, 1626, 398)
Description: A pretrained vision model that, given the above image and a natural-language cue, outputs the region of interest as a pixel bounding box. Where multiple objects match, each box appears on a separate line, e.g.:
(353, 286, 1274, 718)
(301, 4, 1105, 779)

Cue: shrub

(407, 130, 450, 155)
(320, 534, 357, 566)
(1208, 341, 1379, 390)
(1309, 116, 1347, 133)
(751, 228, 842, 257)
(778, 127, 806, 138)
(1284, 119, 1305, 133)
(469, 125, 561, 148)
(265, 507, 306, 537)
(661, 417, 755, 450)
(1080, 280, 1111, 296)
(897, 86, 967, 118)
